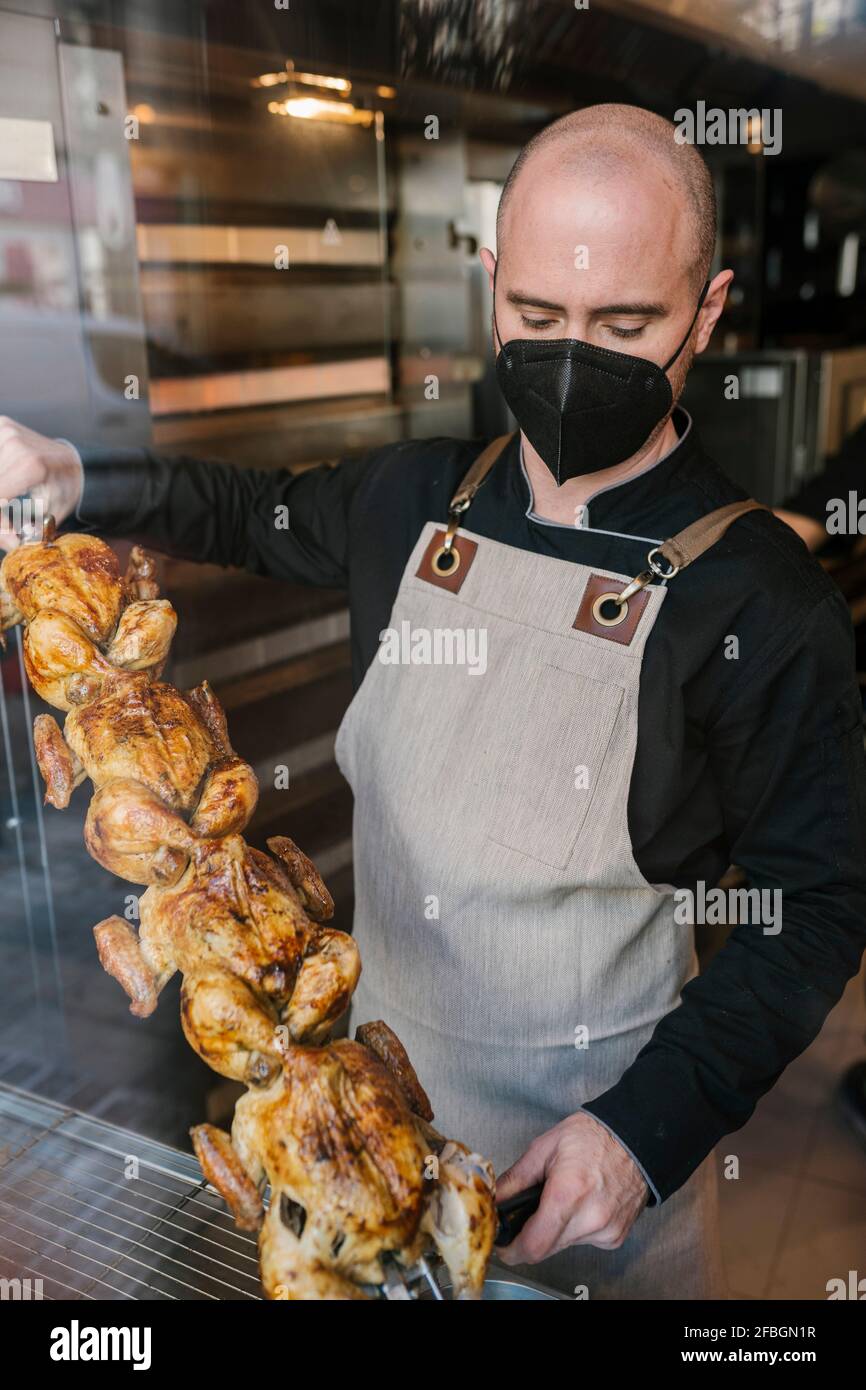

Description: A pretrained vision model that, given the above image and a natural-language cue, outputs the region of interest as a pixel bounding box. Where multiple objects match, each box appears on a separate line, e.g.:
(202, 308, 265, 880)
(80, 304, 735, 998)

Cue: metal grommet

(592, 592, 629, 627)
(431, 544, 461, 577)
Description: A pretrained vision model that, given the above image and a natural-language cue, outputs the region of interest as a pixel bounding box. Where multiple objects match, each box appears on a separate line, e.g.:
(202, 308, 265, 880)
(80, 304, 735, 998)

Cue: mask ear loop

(491, 260, 505, 353)
(662, 279, 710, 372)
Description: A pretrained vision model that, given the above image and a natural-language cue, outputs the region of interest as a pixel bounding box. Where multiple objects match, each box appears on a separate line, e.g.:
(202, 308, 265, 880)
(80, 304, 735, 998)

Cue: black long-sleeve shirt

(71, 407, 866, 1203)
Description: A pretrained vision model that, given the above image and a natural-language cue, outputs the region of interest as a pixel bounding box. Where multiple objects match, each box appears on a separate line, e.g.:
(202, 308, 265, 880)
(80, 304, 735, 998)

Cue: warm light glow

(131, 103, 156, 123)
(267, 97, 374, 127)
(294, 71, 352, 93)
(376, 85, 397, 99)
(253, 69, 351, 93)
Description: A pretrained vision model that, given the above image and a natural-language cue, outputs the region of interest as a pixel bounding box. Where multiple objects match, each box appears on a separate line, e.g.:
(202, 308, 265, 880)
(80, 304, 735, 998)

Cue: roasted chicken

(3, 526, 358, 1076)
(192, 1022, 496, 1300)
(1, 527, 172, 699)
(2, 527, 257, 841)
(2, 522, 499, 1299)
(93, 826, 360, 1084)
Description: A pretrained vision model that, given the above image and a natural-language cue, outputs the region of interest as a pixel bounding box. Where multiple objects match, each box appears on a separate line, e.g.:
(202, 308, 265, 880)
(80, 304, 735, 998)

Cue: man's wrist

(54, 438, 85, 520)
(579, 1105, 661, 1206)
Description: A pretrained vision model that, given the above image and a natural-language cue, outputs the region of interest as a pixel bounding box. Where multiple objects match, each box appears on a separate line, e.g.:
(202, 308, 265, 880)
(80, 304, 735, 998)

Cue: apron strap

(656, 498, 767, 574)
(449, 433, 515, 513)
(614, 497, 768, 609)
(449, 437, 764, 566)
(436, 432, 515, 562)
(444, 432, 766, 595)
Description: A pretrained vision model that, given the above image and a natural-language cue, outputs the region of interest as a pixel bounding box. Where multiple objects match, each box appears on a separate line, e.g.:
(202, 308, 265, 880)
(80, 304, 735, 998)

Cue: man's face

(484, 151, 725, 417)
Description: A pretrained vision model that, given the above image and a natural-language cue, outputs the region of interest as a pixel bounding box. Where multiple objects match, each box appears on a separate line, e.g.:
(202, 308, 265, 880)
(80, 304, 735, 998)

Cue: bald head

(497, 104, 716, 291)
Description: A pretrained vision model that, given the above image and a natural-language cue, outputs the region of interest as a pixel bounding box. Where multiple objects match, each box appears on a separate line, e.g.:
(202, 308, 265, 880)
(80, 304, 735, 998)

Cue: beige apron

(335, 437, 761, 1299)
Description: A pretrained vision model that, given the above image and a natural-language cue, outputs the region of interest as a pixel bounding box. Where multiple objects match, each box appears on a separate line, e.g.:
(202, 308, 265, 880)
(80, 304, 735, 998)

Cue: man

(2, 104, 865, 1300)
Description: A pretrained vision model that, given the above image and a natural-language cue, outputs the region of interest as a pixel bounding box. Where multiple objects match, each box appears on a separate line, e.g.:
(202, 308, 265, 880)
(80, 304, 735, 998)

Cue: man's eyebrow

(590, 301, 667, 317)
(505, 290, 669, 317)
(505, 289, 567, 312)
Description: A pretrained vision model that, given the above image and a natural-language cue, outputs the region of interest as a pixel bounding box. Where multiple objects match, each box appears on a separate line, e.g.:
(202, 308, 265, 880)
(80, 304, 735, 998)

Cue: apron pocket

(481, 661, 623, 870)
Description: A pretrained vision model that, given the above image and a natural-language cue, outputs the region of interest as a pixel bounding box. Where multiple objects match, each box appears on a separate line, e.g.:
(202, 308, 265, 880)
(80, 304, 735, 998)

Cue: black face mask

(493, 271, 709, 483)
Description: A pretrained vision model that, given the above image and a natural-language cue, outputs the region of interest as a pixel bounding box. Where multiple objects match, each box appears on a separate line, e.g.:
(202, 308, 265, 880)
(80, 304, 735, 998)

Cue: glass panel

(0, 0, 394, 1146)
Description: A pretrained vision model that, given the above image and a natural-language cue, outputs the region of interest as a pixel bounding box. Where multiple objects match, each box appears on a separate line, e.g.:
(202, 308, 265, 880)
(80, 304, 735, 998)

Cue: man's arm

(73, 442, 366, 587)
(0, 416, 370, 587)
(582, 586, 866, 1203)
(777, 418, 866, 552)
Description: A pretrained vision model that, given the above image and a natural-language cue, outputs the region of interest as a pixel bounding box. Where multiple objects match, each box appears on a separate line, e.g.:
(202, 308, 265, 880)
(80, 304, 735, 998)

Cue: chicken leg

(189, 1122, 264, 1230)
(421, 1140, 497, 1300)
(283, 928, 361, 1043)
(85, 776, 196, 885)
(105, 598, 177, 678)
(181, 969, 283, 1087)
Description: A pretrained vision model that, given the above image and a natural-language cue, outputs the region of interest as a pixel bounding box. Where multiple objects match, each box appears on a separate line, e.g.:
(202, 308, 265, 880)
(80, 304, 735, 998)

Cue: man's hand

(0, 416, 83, 551)
(494, 1111, 649, 1266)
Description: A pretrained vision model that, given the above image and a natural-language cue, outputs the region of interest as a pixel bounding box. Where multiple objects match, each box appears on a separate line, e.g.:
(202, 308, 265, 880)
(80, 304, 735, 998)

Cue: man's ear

(694, 269, 734, 353)
(479, 246, 496, 287)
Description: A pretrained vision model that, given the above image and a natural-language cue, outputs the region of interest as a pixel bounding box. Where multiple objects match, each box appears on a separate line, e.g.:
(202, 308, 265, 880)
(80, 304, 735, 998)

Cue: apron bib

(335, 440, 760, 1300)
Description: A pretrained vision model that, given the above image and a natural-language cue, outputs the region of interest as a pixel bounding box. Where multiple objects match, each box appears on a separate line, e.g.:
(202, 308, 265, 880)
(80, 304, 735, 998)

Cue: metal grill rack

(0, 1083, 262, 1300)
(0, 1083, 450, 1300)
(0, 1082, 561, 1301)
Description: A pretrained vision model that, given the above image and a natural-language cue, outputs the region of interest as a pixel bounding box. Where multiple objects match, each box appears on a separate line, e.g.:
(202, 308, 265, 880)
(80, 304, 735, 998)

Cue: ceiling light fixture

(267, 97, 375, 127)
(253, 69, 352, 93)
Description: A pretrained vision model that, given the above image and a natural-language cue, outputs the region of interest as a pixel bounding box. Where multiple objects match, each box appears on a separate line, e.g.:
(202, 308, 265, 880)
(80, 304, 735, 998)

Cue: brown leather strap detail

(416, 529, 478, 592)
(658, 499, 767, 572)
(449, 433, 515, 511)
(573, 574, 651, 645)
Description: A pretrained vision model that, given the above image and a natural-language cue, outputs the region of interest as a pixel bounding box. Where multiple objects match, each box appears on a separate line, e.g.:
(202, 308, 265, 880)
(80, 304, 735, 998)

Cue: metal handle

(495, 1182, 544, 1247)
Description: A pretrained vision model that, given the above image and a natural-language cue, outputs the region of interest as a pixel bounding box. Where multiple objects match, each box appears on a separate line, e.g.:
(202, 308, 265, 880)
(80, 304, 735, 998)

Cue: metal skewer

(416, 1254, 444, 1300)
(380, 1253, 413, 1300)
(380, 1251, 444, 1300)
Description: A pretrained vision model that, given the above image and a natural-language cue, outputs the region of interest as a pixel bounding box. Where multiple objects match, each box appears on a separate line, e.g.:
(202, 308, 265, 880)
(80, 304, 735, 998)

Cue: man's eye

(520, 315, 557, 331)
(607, 324, 646, 340)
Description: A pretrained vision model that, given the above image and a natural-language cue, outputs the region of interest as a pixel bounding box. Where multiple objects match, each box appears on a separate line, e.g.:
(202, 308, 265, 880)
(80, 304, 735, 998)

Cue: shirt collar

(511, 406, 701, 533)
